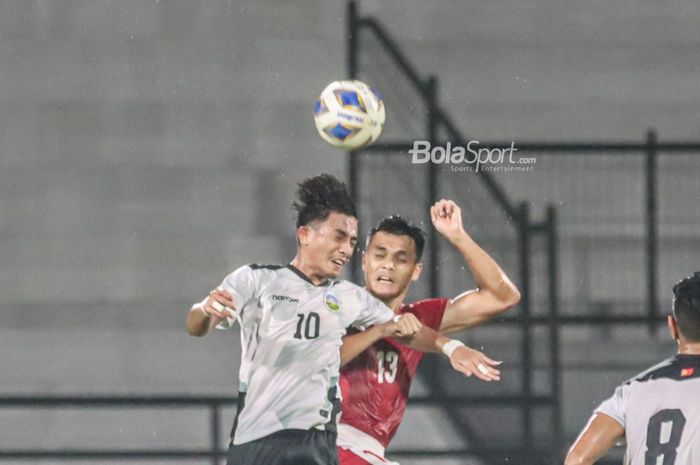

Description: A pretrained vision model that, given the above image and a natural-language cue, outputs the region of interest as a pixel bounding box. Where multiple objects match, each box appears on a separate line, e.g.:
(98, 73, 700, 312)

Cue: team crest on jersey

(323, 292, 341, 313)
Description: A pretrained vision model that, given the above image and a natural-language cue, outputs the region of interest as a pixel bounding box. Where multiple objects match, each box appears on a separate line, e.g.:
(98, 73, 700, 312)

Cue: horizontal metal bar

(23, 446, 587, 461)
(496, 315, 667, 325)
(0, 450, 224, 460)
(0, 448, 556, 460)
(407, 394, 553, 406)
(362, 141, 700, 153)
(389, 447, 550, 457)
(0, 396, 236, 407)
(0, 394, 552, 407)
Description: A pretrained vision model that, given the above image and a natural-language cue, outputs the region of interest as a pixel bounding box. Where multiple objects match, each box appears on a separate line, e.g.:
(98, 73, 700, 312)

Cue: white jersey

(595, 354, 700, 465)
(217, 264, 395, 445)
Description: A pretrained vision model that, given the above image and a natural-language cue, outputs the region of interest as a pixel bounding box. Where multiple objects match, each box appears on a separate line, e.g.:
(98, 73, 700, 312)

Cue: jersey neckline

(286, 264, 334, 288)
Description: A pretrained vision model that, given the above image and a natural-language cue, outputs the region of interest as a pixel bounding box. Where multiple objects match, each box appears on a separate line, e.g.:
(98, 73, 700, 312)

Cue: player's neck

(289, 255, 329, 286)
(382, 291, 409, 314)
(678, 340, 700, 355)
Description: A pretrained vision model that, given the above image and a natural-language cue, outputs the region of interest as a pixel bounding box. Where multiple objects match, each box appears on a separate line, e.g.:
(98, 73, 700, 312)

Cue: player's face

(363, 231, 422, 302)
(302, 212, 358, 279)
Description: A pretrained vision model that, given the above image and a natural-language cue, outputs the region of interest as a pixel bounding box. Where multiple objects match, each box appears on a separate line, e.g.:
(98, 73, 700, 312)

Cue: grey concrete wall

(1, 0, 698, 460)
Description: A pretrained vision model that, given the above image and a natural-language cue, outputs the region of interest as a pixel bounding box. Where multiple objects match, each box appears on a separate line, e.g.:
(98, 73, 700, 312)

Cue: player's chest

(361, 340, 423, 384)
(257, 283, 362, 337)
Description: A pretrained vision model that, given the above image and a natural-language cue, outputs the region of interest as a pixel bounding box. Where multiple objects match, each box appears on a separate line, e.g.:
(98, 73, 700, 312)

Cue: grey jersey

(217, 264, 395, 445)
(595, 354, 700, 465)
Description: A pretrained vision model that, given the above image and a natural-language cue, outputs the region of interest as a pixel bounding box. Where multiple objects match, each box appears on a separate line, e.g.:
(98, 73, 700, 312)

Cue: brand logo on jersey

(681, 367, 695, 377)
(323, 293, 341, 313)
(271, 295, 299, 303)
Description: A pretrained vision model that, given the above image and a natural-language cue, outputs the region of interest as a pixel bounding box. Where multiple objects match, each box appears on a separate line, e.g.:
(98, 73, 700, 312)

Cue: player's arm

(186, 287, 237, 337)
(564, 413, 625, 465)
(340, 324, 393, 366)
(340, 313, 426, 366)
(430, 200, 521, 334)
(340, 320, 501, 381)
(397, 325, 501, 381)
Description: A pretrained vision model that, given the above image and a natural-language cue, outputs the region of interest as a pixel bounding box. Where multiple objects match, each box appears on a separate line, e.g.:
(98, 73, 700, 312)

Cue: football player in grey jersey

(186, 174, 489, 465)
(565, 272, 700, 465)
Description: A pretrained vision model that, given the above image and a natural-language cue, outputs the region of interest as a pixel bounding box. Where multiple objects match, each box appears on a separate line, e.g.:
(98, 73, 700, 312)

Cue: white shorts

(337, 424, 399, 465)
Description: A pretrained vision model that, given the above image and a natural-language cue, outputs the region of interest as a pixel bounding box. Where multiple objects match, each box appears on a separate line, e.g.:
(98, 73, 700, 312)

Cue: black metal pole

(547, 205, 562, 463)
(646, 129, 658, 335)
(210, 404, 220, 465)
(518, 202, 533, 464)
(347, 1, 358, 80)
(425, 76, 439, 297)
(347, 0, 361, 282)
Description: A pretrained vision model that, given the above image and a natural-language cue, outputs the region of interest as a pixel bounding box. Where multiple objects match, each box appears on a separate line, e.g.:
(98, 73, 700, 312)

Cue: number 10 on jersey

(294, 312, 320, 339)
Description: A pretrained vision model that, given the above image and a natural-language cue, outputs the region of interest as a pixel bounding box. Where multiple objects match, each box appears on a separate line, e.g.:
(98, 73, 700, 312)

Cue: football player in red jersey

(337, 199, 521, 465)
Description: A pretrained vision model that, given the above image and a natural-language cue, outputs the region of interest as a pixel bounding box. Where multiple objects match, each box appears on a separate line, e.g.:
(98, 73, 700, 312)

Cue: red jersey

(338, 298, 449, 448)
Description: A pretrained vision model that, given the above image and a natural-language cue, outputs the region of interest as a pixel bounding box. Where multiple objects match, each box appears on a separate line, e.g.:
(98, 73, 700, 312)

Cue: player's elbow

(186, 312, 209, 337)
(187, 327, 206, 337)
(186, 324, 206, 337)
(491, 283, 520, 314)
(497, 277, 521, 309)
(504, 285, 521, 308)
(563, 450, 591, 465)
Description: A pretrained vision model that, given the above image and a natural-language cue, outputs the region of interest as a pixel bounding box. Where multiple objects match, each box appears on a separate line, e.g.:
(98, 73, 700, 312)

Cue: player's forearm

(186, 303, 221, 337)
(399, 325, 450, 353)
(450, 232, 520, 305)
(564, 414, 625, 465)
(563, 452, 595, 465)
(340, 326, 385, 367)
(186, 305, 211, 336)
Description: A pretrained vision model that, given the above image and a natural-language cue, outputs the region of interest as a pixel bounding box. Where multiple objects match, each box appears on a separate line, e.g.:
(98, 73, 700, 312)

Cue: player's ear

(361, 249, 367, 271)
(411, 262, 423, 282)
(667, 314, 679, 341)
(297, 226, 309, 246)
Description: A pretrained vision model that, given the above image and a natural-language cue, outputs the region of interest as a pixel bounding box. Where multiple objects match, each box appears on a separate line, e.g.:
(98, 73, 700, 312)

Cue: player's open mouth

(377, 276, 393, 283)
(332, 258, 346, 267)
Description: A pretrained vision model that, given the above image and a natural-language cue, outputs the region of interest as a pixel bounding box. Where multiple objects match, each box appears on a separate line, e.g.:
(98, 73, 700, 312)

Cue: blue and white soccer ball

(313, 80, 386, 150)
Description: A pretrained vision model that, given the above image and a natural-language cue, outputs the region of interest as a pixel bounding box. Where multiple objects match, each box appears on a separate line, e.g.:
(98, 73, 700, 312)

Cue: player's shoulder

(248, 263, 286, 271)
(228, 263, 286, 282)
(331, 279, 369, 294)
(403, 298, 450, 313)
(626, 354, 700, 385)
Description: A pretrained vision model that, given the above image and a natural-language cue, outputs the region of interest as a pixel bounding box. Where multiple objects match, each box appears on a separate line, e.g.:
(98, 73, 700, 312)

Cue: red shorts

(338, 447, 399, 465)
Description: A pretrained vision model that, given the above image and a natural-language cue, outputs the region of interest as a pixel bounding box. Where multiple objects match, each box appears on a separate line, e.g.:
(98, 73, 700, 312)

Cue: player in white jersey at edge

(186, 174, 498, 465)
(565, 271, 700, 465)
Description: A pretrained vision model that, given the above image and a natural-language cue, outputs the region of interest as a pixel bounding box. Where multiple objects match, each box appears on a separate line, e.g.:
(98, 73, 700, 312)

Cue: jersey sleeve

(216, 265, 259, 329)
(594, 384, 628, 428)
(408, 298, 449, 331)
(351, 288, 395, 329)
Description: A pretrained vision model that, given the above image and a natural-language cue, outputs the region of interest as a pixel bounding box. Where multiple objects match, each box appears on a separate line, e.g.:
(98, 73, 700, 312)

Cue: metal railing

(346, 1, 700, 464)
(0, 394, 572, 463)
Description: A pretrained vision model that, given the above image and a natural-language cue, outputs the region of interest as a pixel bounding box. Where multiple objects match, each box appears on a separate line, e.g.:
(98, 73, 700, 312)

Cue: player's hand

(378, 313, 423, 338)
(449, 346, 502, 382)
(200, 287, 237, 320)
(430, 199, 466, 242)
(394, 313, 422, 337)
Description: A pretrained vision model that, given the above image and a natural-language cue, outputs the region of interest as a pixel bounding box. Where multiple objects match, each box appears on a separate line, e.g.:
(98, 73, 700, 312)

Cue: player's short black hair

(367, 216, 426, 262)
(292, 174, 357, 228)
(672, 271, 700, 342)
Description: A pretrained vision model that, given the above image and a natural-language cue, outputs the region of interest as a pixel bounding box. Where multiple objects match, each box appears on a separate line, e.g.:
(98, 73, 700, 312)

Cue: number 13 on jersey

(377, 350, 399, 384)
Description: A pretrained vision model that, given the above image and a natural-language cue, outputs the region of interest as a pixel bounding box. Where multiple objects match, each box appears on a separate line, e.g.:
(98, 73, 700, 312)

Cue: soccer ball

(313, 80, 385, 150)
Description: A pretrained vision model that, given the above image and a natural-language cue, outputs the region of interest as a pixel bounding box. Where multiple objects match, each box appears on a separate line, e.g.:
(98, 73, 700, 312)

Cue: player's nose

(339, 242, 354, 257)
